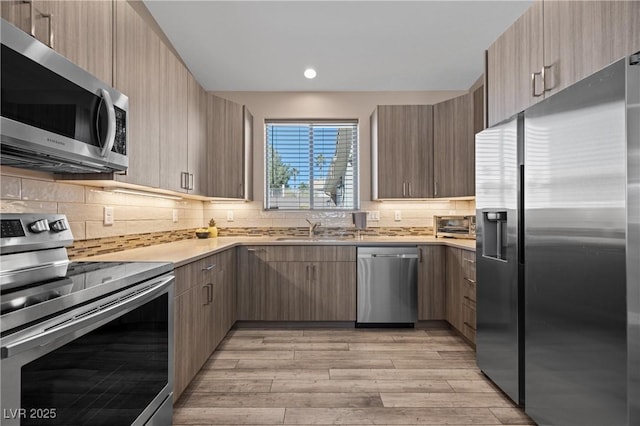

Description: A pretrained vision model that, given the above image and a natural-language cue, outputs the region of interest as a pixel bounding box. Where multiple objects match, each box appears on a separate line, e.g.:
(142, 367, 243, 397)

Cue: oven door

(1, 274, 174, 426)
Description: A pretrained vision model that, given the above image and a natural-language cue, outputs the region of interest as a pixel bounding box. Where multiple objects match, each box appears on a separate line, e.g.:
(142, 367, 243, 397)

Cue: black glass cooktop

(0, 261, 173, 333)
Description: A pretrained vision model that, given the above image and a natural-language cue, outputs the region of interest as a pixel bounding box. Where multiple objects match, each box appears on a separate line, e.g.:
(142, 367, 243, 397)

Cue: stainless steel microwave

(0, 19, 128, 174)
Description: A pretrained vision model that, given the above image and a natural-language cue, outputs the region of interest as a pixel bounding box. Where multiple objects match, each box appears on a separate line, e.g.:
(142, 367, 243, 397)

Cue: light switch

(227, 210, 234, 222)
(172, 209, 179, 223)
(104, 206, 114, 225)
(394, 210, 402, 221)
(368, 211, 380, 221)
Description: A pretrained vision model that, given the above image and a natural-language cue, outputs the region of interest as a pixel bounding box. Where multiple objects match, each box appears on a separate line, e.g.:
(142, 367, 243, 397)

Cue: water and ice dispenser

(482, 211, 508, 260)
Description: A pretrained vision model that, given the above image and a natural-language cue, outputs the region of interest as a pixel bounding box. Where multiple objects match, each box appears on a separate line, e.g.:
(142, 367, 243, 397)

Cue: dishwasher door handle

(365, 254, 419, 259)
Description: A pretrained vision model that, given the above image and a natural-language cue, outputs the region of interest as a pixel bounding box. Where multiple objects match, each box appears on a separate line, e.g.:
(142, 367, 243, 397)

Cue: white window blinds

(265, 120, 358, 210)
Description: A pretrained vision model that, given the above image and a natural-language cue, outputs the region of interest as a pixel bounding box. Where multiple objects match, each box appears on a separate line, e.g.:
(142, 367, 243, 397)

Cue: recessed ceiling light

(304, 68, 317, 79)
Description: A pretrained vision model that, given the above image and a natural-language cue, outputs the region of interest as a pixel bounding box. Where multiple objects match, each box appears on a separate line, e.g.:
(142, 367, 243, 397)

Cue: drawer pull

(463, 258, 476, 264)
(202, 264, 217, 271)
(464, 277, 476, 284)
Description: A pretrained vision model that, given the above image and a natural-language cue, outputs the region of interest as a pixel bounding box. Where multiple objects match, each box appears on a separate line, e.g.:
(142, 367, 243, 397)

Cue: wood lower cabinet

(445, 247, 476, 344)
(417, 245, 446, 320)
(237, 246, 356, 321)
(173, 248, 237, 401)
(371, 105, 434, 199)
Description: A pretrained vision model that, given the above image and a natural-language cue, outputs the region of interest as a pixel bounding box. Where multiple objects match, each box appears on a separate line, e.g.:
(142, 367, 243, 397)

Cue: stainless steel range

(0, 214, 174, 426)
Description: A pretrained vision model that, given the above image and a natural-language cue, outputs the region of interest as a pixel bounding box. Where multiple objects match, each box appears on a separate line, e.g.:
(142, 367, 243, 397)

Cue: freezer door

(475, 114, 523, 405)
(524, 58, 629, 426)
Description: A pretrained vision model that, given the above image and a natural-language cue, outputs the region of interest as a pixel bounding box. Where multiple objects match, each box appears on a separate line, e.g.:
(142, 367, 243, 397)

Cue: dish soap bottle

(208, 219, 218, 238)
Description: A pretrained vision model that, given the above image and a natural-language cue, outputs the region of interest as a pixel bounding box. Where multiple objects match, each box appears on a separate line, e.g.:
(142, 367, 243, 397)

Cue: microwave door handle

(97, 88, 116, 158)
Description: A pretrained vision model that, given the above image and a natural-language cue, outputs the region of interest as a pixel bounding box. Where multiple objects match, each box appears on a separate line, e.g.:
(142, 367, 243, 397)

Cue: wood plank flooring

(174, 328, 535, 425)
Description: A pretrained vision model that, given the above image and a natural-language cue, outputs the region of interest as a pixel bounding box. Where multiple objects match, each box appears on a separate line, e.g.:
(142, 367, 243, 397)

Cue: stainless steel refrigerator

(476, 53, 639, 426)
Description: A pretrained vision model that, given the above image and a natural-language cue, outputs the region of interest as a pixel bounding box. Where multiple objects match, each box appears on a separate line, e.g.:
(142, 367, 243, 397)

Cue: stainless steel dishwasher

(356, 247, 418, 326)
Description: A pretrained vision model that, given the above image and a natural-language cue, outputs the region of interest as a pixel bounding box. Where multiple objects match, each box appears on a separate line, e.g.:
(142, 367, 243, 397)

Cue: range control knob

(29, 219, 50, 233)
(50, 219, 68, 232)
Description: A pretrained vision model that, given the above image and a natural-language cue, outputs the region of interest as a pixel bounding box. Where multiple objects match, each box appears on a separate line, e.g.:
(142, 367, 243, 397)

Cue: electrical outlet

(367, 211, 380, 221)
(172, 209, 179, 223)
(103, 206, 114, 226)
(227, 210, 234, 222)
(394, 210, 402, 221)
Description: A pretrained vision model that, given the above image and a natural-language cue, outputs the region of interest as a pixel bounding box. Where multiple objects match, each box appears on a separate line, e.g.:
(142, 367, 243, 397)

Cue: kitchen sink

(275, 236, 350, 242)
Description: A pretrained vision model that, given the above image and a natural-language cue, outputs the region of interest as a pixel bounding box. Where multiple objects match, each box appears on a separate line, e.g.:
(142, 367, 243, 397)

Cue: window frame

(263, 119, 360, 211)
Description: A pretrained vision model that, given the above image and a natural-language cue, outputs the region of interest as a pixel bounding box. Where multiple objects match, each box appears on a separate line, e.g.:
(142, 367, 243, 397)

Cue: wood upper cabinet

(487, 0, 640, 127)
(433, 93, 475, 198)
(187, 74, 208, 195)
(159, 43, 189, 193)
(417, 245, 446, 320)
(371, 105, 434, 199)
(208, 95, 252, 199)
(487, 1, 543, 127)
(542, 0, 640, 97)
(2, 1, 113, 84)
(114, 0, 161, 188)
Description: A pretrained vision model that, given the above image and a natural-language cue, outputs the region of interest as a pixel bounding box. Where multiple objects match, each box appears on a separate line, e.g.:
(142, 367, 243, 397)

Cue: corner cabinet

(487, 0, 640, 127)
(173, 249, 237, 401)
(433, 94, 475, 198)
(208, 95, 253, 200)
(237, 246, 356, 321)
(371, 105, 434, 199)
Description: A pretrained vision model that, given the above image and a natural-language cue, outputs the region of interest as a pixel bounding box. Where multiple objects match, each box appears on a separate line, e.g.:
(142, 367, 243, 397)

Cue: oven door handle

(1, 274, 173, 359)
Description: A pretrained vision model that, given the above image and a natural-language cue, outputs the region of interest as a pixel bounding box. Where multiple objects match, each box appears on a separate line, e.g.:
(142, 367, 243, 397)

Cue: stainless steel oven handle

(98, 88, 116, 158)
(0, 260, 69, 277)
(1, 275, 173, 359)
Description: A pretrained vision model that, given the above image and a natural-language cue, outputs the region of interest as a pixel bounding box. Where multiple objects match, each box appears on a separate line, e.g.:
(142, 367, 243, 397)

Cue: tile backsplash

(1, 168, 475, 254)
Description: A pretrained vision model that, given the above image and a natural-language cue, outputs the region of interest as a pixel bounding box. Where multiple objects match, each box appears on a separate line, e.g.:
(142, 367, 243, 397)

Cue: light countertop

(78, 235, 476, 268)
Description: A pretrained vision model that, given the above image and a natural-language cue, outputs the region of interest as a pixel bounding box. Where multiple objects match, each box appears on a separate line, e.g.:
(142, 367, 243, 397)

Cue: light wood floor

(174, 327, 534, 425)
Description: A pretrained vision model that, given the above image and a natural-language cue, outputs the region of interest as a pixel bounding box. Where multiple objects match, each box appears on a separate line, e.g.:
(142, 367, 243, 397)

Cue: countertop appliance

(476, 53, 639, 426)
(0, 214, 174, 426)
(434, 215, 476, 239)
(356, 247, 418, 326)
(1, 19, 128, 174)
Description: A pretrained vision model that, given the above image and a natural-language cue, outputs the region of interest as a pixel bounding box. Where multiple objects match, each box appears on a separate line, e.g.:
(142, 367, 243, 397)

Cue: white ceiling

(144, 1, 532, 92)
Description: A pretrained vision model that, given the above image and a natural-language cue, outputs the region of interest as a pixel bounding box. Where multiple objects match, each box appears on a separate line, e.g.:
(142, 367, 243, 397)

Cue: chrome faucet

(306, 219, 321, 237)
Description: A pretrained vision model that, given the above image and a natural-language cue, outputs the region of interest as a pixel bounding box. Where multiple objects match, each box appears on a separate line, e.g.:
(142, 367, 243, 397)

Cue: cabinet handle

(189, 173, 194, 190)
(463, 258, 476, 264)
(312, 264, 316, 281)
(39, 11, 53, 48)
(306, 264, 310, 281)
(203, 284, 211, 305)
(180, 172, 186, 189)
(408, 182, 412, 197)
(531, 70, 543, 97)
(463, 321, 476, 331)
(402, 182, 407, 197)
(541, 65, 553, 93)
(418, 247, 423, 263)
(434, 182, 438, 197)
(208, 283, 213, 303)
(464, 277, 476, 284)
(20, 1, 35, 37)
(202, 264, 217, 271)
(247, 248, 264, 253)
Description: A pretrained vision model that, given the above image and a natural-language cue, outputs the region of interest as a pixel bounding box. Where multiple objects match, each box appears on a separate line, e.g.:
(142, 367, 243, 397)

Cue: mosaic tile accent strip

(67, 226, 435, 259)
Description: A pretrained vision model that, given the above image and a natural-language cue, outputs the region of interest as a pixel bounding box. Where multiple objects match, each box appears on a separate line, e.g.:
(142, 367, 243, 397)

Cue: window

(265, 120, 358, 210)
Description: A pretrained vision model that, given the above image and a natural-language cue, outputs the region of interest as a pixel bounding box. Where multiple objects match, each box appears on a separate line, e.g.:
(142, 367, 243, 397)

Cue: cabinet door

(312, 261, 356, 321)
(1, 1, 33, 34)
(242, 107, 254, 200)
(433, 94, 474, 198)
(114, 0, 161, 188)
(445, 247, 463, 331)
(543, 1, 640, 97)
(174, 284, 200, 401)
(187, 74, 208, 195)
(237, 246, 268, 320)
(418, 245, 446, 320)
(208, 95, 245, 198)
(159, 43, 188, 192)
(375, 105, 433, 198)
(487, 1, 543, 127)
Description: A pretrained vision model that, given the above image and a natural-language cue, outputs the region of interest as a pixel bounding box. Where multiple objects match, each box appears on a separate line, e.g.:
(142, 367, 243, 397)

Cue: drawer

(463, 321, 476, 343)
(462, 276, 476, 303)
(462, 250, 476, 280)
(263, 246, 356, 262)
(463, 303, 477, 330)
(174, 254, 219, 296)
